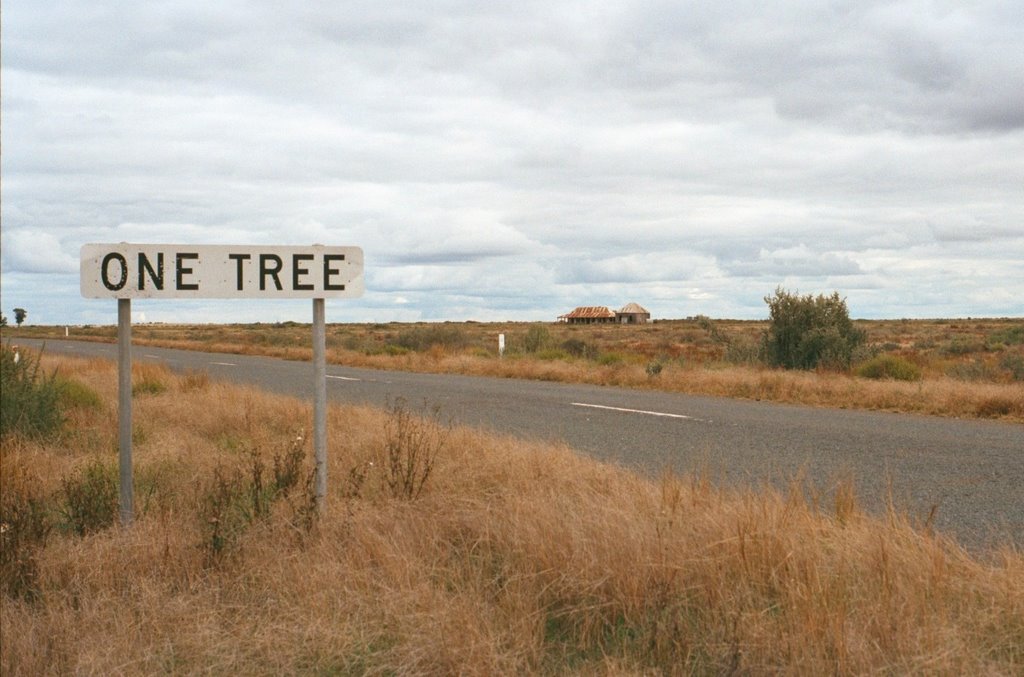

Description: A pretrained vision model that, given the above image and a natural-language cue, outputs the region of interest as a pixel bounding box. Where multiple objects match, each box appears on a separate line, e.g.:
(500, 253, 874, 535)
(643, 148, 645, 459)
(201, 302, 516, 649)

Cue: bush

(57, 377, 104, 410)
(392, 325, 469, 353)
(378, 398, 448, 500)
(60, 459, 119, 536)
(561, 338, 596, 359)
(999, 353, 1024, 381)
(0, 461, 51, 600)
(761, 288, 865, 370)
(856, 354, 922, 382)
(523, 325, 552, 354)
(1, 344, 64, 439)
(990, 325, 1024, 346)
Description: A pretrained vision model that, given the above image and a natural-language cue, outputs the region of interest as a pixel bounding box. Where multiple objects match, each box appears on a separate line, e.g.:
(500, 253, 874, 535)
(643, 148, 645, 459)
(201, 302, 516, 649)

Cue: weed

(272, 433, 306, 496)
(201, 465, 247, 564)
(378, 398, 449, 500)
(179, 370, 210, 392)
(561, 338, 597, 359)
(947, 360, 999, 382)
(856, 354, 922, 381)
(60, 459, 118, 536)
(975, 397, 1017, 419)
(999, 352, 1024, 381)
(536, 348, 569, 361)
(1, 343, 64, 439)
(392, 325, 469, 353)
(523, 325, 552, 353)
(990, 325, 1024, 346)
(0, 461, 52, 600)
(598, 353, 624, 366)
(942, 338, 986, 356)
(645, 360, 664, 378)
(56, 377, 104, 410)
(132, 363, 169, 395)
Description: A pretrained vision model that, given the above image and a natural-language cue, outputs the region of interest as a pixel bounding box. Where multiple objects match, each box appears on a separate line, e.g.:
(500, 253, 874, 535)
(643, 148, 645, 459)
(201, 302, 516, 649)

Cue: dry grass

(9, 317, 1024, 421)
(2, 353, 1023, 675)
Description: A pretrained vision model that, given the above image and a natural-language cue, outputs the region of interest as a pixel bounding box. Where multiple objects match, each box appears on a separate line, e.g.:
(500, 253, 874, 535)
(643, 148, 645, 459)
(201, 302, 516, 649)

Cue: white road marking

(144, 354, 162, 359)
(327, 375, 361, 381)
(570, 402, 705, 421)
(210, 361, 237, 367)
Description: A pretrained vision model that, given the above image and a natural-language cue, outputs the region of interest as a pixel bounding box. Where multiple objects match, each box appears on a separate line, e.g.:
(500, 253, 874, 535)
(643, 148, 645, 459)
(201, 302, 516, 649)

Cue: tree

(0, 311, 7, 327)
(13, 308, 27, 327)
(761, 288, 864, 370)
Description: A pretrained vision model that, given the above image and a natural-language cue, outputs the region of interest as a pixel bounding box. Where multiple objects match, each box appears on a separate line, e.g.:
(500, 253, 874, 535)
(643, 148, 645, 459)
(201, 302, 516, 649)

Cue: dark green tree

(761, 288, 864, 370)
(13, 308, 27, 327)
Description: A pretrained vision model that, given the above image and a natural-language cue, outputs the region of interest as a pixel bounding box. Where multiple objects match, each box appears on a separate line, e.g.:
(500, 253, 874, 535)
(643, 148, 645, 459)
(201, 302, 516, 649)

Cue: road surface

(20, 338, 1023, 551)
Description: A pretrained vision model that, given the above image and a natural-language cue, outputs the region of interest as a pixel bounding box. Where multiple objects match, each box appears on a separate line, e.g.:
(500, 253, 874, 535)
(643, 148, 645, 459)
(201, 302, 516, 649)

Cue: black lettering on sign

(176, 253, 200, 291)
(101, 253, 128, 291)
(292, 253, 314, 291)
(323, 254, 346, 291)
(138, 252, 164, 290)
(229, 254, 251, 290)
(260, 254, 283, 291)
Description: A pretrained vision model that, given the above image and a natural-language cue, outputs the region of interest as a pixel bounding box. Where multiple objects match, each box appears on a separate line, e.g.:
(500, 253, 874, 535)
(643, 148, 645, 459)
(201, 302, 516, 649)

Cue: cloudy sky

(2, 1, 1022, 325)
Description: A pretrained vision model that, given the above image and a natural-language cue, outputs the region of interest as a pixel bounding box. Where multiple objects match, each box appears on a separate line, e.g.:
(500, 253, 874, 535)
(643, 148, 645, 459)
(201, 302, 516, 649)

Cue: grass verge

(1, 354, 1022, 674)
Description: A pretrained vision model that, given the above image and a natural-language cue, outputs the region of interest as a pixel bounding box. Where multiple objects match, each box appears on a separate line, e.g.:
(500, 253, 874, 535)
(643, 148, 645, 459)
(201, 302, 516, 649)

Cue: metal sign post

(312, 298, 327, 511)
(82, 243, 364, 523)
(118, 298, 133, 526)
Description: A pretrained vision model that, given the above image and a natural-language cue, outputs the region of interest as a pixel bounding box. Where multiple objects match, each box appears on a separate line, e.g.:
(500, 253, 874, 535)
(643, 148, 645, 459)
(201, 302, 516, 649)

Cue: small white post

(498, 333, 505, 358)
(65, 326, 70, 337)
(312, 298, 327, 512)
(117, 298, 133, 526)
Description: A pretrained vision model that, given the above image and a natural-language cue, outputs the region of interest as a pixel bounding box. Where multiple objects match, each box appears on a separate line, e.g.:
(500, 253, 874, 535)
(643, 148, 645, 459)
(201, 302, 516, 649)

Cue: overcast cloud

(2, 0, 1022, 324)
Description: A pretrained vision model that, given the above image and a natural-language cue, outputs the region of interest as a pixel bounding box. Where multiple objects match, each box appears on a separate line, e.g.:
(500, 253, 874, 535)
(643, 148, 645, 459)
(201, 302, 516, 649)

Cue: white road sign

(81, 243, 364, 299)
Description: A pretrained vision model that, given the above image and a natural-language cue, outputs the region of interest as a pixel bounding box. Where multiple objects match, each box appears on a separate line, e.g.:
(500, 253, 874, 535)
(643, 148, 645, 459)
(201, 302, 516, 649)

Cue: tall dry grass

(8, 318, 1024, 421)
(2, 354, 1023, 675)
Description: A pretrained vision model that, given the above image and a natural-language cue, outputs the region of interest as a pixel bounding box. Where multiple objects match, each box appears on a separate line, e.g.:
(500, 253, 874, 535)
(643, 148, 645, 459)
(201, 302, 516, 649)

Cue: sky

(2, 0, 1023, 325)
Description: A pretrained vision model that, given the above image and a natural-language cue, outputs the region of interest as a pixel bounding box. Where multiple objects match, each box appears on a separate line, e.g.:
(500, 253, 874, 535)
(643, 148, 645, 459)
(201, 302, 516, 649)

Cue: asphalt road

(21, 338, 1023, 551)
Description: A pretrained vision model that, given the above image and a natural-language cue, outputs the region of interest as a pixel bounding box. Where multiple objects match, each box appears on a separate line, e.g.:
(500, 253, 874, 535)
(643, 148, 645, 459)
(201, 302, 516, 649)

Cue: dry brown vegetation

(11, 316, 1024, 421)
(2, 352, 1023, 675)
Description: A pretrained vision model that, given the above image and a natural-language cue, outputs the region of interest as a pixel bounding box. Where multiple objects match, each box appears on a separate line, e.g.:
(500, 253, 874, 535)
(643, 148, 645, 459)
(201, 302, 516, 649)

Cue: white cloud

(2, 1, 1022, 322)
(1, 230, 78, 274)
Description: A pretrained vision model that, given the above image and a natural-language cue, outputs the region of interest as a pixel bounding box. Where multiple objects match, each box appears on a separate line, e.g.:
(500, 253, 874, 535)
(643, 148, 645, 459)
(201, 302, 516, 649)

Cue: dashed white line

(570, 402, 705, 421)
(210, 361, 237, 367)
(327, 375, 361, 382)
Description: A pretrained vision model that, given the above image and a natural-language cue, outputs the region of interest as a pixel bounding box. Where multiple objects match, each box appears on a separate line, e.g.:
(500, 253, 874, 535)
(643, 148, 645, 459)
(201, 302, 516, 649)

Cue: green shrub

(392, 325, 469, 352)
(989, 325, 1024, 346)
(536, 349, 569, 361)
(56, 377, 104, 410)
(999, 352, 1024, 381)
(946, 360, 998, 382)
(0, 463, 52, 600)
(645, 361, 664, 377)
(0, 344, 64, 439)
(561, 338, 596, 359)
(378, 398, 448, 500)
(761, 288, 865, 370)
(855, 354, 922, 382)
(60, 459, 119, 536)
(523, 325, 552, 354)
(942, 339, 986, 356)
(597, 353, 624, 366)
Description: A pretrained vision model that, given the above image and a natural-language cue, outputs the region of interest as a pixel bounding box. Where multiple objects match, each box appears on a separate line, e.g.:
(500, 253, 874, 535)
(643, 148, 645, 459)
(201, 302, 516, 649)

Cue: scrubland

(12, 317, 1024, 421)
(2, 350, 1023, 675)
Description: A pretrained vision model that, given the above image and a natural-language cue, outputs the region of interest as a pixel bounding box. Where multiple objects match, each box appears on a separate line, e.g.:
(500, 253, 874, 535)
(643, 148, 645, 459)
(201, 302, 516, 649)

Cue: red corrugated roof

(558, 306, 616, 319)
